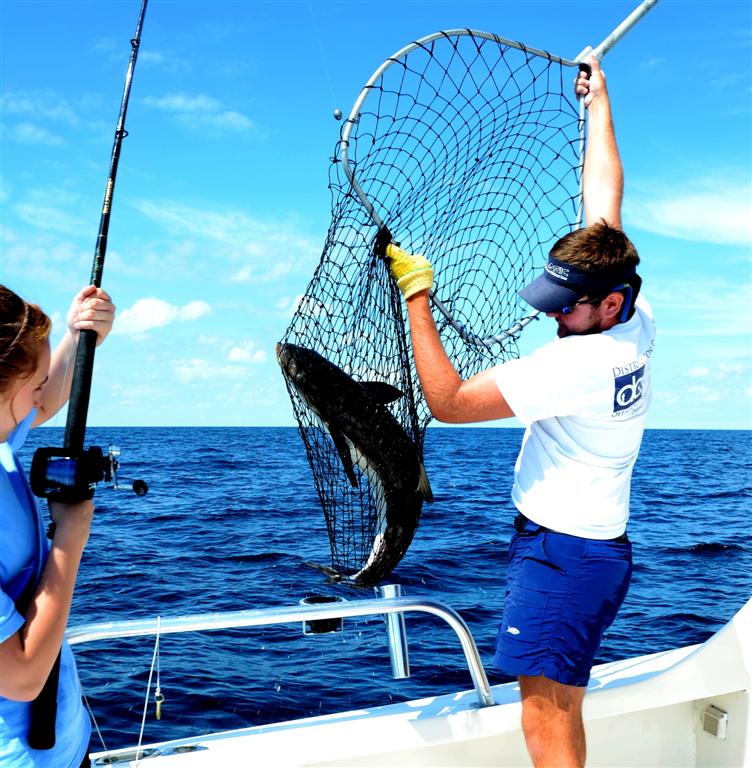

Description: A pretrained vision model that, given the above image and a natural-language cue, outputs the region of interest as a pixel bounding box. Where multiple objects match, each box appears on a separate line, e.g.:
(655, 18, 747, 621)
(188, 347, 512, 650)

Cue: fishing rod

(28, 0, 150, 750)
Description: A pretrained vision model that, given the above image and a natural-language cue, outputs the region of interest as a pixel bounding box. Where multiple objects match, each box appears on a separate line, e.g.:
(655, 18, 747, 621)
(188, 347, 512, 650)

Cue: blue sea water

(18, 427, 752, 752)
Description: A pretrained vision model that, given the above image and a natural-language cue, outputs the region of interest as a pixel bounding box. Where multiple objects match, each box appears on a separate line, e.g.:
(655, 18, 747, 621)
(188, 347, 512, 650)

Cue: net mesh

(281, 32, 583, 584)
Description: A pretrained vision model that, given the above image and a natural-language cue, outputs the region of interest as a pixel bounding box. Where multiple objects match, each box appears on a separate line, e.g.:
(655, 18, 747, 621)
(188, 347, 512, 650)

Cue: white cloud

(0, 91, 80, 125)
(228, 342, 268, 363)
(173, 358, 248, 383)
(179, 301, 211, 321)
(132, 200, 321, 281)
(231, 265, 253, 283)
(0, 225, 90, 283)
(650, 279, 752, 337)
(114, 297, 210, 336)
(688, 361, 750, 387)
(686, 385, 722, 402)
(230, 261, 294, 283)
(626, 179, 752, 246)
(136, 50, 190, 74)
(193, 334, 269, 363)
(686, 362, 749, 383)
(674, 361, 752, 411)
(275, 294, 305, 315)
(142, 92, 254, 132)
(8, 122, 64, 146)
(197, 334, 223, 346)
(14, 203, 83, 234)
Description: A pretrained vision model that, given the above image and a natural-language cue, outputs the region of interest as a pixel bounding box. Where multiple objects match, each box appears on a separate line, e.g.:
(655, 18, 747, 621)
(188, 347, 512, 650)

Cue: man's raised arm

(577, 55, 624, 229)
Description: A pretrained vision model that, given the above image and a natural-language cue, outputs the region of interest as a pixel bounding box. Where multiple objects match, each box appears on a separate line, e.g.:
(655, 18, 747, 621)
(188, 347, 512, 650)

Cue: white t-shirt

(494, 295, 656, 539)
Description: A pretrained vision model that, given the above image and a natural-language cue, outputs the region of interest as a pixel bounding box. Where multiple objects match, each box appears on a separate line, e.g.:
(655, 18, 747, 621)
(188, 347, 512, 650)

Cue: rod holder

(377, 584, 410, 679)
(300, 595, 345, 635)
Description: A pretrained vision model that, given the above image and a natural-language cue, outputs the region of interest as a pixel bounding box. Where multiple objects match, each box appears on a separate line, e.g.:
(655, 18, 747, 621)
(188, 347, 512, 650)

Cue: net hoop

(339, 29, 585, 347)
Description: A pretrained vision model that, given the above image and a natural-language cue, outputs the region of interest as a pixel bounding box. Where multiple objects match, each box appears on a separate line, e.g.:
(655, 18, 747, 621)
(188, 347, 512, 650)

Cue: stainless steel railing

(67, 593, 495, 708)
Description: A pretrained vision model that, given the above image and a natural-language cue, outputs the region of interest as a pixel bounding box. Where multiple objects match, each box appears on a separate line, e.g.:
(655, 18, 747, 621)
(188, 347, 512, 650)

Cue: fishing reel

(30, 446, 106, 503)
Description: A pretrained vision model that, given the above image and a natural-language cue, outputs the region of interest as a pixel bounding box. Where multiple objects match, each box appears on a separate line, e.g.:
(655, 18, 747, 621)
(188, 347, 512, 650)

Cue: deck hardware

(702, 704, 728, 739)
(161, 744, 209, 755)
(93, 747, 157, 764)
(300, 595, 346, 634)
(377, 585, 410, 679)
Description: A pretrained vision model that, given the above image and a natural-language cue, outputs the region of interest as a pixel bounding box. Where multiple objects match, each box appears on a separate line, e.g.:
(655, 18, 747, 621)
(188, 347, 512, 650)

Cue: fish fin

(418, 462, 433, 503)
(360, 381, 404, 404)
(303, 561, 344, 581)
(327, 424, 359, 488)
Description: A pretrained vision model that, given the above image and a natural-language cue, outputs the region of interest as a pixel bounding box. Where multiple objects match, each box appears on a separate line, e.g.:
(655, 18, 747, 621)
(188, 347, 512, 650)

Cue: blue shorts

(493, 516, 632, 687)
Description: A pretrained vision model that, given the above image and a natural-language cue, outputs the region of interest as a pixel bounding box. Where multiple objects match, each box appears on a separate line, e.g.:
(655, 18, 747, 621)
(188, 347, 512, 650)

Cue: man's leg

(519, 674, 586, 768)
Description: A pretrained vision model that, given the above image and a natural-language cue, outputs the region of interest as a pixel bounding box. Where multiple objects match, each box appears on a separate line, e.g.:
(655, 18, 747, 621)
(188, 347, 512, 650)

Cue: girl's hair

(0, 285, 52, 396)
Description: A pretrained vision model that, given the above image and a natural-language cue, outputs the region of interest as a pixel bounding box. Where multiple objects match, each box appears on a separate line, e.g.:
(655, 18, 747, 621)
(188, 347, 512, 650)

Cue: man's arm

(577, 55, 623, 229)
(33, 285, 115, 427)
(404, 289, 514, 423)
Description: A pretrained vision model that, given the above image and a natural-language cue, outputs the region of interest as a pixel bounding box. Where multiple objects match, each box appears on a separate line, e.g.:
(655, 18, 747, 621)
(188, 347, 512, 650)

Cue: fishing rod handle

(64, 329, 98, 452)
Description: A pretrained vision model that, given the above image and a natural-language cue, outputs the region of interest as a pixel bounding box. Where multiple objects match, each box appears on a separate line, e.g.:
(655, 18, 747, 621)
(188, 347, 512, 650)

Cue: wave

(226, 551, 292, 564)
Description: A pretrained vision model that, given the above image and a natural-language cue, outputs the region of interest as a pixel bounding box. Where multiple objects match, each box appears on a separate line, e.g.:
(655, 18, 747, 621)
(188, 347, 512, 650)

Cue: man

(384, 56, 655, 767)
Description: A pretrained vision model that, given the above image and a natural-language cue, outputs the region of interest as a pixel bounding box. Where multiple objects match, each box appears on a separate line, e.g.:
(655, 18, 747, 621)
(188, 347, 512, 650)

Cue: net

(280, 31, 584, 585)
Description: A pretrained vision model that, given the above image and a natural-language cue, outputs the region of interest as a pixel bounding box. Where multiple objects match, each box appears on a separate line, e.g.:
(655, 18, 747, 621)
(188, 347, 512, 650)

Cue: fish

(276, 343, 433, 587)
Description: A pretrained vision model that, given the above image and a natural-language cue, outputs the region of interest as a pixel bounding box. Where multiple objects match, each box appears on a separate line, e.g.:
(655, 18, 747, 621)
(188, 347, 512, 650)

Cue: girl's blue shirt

(0, 410, 90, 767)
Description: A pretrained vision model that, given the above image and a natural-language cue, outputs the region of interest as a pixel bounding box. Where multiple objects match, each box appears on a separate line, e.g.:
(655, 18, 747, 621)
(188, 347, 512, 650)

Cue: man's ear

(602, 291, 625, 323)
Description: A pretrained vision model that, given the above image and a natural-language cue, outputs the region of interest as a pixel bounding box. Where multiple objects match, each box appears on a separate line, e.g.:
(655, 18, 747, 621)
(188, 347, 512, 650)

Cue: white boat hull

(88, 597, 751, 767)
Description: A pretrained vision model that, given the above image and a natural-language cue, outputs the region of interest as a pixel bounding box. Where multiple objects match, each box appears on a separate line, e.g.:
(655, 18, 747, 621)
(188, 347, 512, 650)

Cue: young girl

(0, 283, 115, 767)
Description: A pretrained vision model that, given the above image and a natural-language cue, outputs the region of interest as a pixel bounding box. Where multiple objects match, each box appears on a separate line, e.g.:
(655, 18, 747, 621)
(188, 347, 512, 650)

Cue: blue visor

(519, 256, 635, 313)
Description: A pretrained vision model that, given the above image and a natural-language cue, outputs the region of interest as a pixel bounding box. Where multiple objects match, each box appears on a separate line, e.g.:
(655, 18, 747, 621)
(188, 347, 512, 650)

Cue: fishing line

(307, 1, 339, 116)
(134, 615, 161, 768)
(81, 688, 109, 754)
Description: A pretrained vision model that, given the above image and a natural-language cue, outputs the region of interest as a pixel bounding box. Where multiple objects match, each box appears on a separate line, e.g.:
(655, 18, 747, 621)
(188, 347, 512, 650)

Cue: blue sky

(1, 0, 750, 430)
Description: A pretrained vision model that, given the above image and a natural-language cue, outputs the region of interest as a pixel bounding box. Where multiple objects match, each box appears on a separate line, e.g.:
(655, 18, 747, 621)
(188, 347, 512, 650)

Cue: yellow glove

(386, 243, 433, 300)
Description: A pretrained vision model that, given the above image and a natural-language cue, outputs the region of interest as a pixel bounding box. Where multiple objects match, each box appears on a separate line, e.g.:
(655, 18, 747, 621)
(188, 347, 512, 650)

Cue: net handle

(573, 0, 661, 63)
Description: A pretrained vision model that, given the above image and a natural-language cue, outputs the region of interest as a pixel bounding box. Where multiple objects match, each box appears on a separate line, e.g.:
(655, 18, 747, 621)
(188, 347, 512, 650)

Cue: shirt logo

(545, 262, 570, 281)
(613, 364, 646, 414)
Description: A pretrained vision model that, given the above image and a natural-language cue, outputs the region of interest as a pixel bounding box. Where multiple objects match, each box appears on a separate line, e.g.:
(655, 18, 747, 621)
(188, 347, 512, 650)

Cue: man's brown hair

(550, 220, 640, 272)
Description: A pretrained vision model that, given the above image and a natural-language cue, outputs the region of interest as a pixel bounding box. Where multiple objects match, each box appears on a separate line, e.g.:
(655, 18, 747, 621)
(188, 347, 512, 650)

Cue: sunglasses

(560, 283, 633, 323)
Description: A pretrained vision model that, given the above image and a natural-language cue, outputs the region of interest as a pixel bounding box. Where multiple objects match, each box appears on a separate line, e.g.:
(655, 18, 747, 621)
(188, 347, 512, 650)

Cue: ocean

(18, 426, 752, 753)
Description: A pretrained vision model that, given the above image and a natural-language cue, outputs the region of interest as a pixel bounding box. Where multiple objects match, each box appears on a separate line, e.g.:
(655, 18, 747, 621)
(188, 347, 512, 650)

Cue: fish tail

(303, 561, 346, 582)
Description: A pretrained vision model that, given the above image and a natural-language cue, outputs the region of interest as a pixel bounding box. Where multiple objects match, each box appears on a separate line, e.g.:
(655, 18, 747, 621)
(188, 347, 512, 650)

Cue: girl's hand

(67, 286, 116, 346)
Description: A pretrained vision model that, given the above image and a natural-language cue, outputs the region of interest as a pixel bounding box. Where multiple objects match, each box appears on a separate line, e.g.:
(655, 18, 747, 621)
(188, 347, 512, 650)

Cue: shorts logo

(613, 365, 646, 413)
(506, 625, 521, 635)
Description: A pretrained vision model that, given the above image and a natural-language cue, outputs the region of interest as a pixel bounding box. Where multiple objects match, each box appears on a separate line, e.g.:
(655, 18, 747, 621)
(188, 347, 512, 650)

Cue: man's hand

(386, 243, 433, 300)
(575, 54, 607, 109)
(67, 285, 116, 347)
